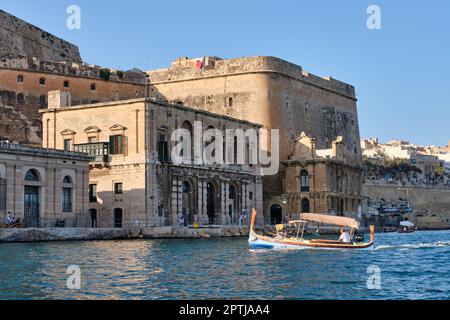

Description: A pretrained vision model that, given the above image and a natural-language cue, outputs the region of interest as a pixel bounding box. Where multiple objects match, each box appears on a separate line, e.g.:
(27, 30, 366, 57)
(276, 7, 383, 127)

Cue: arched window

(39, 95, 47, 107)
(17, 75, 24, 83)
(300, 170, 310, 192)
(39, 78, 46, 85)
(90, 83, 97, 91)
(63, 80, 70, 88)
(181, 121, 193, 161)
(228, 97, 233, 108)
(182, 181, 191, 193)
(25, 169, 40, 182)
(301, 198, 310, 213)
(63, 176, 73, 184)
(62, 176, 73, 213)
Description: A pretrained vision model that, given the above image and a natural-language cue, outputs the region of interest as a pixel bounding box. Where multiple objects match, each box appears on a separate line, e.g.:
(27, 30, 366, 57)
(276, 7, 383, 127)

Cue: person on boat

(338, 228, 351, 243)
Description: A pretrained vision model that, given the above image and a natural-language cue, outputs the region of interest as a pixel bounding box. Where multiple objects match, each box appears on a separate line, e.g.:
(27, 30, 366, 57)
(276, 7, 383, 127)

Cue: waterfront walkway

(0, 225, 251, 243)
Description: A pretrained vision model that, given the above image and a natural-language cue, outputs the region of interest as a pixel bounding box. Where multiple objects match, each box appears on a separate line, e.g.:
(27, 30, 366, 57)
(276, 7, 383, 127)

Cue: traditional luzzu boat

(248, 209, 375, 250)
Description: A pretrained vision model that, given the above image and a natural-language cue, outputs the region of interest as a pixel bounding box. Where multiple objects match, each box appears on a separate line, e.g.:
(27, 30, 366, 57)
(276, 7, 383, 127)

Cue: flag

(196, 56, 206, 69)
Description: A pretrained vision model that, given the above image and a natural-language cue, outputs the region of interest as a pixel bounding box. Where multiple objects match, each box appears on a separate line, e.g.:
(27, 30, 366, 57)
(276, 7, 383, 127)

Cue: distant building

(0, 142, 92, 227)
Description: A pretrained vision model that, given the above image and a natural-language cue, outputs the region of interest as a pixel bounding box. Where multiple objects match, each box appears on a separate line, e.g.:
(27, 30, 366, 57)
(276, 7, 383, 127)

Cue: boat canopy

(299, 213, 360, 229)
(400, 221, 415, 227)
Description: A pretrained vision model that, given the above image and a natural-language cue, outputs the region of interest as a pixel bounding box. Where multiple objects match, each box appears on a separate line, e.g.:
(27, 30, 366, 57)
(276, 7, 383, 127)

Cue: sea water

(0, 230, 449, 300)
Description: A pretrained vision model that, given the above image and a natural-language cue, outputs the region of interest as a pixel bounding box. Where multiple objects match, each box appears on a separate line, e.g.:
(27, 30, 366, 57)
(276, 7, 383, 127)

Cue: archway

(207, 182, 217, 225)
(114, 208, 123, 228)
(270, 204, 282, 225)
(24, 169, 40, 228)
(182, 181, 194, 225)
(301, 198, 310, 213)
(228, 184, 239, 224)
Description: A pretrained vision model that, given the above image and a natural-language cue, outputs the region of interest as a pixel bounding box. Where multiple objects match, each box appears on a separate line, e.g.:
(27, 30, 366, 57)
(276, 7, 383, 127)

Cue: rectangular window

(114, 182, 123, 195)
(0, 178, 6, 211)
(109, 135, 124, 155)
(64, 139, 72, 151)
(249, 191, 253, 200)
(157, 132, 169, 162)
(89, 184, 97, 203)
(88, 137, 97, 144)
(62, 188, 72, 212)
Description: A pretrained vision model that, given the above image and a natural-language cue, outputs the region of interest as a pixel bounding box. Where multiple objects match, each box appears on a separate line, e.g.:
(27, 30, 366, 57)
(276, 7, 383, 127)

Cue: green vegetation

(99, 68, 111, 81)
(434, 165, 446, 177)
(116, 70, 124, 79)
(364, 158, 422, 176)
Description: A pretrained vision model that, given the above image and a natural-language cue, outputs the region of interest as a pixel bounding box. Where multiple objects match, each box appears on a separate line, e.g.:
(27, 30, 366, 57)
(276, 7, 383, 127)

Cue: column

(202, 180, 208, 224)
(170, 177, 179, 225)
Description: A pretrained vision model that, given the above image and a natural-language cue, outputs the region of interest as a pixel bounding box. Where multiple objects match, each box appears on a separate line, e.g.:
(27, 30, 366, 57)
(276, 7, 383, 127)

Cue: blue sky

(2, 0, 449, 146)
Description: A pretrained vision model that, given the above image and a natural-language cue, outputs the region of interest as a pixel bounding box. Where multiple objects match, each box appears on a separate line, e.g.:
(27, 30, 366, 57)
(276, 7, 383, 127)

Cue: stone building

(41, 91, 263, 228)
(147, 56, 363, 219)
(265, 132, 364, 224)
(1, 10, 364, 223)
(0, 10, 146, 146)
(0, 142, 92, 227)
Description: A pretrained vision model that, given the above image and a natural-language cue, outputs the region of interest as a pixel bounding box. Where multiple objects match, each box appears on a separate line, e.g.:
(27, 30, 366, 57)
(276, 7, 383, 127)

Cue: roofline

(40, 97, 264, 128)
(0, 66, 146, 86)
(0, 142, 94, 161)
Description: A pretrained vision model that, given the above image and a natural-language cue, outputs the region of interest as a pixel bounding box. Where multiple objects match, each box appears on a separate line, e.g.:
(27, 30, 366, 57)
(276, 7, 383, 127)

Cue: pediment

(109, 124, 127, 131)
(84, 126, 101, 134)
(60, 129, 76, 136)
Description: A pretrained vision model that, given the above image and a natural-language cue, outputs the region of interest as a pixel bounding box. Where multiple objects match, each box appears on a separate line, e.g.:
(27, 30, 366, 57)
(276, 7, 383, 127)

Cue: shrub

(99, 68, 111, 81)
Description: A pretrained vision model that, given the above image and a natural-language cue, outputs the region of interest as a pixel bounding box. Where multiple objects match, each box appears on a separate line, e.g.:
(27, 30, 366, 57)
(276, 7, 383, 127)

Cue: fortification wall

(148, 56, 360, 164)
(149, 56, 356, 99)
(0, 68, 145, 145)
(0, 10, 81, 64)
(363, 182, 450, 220)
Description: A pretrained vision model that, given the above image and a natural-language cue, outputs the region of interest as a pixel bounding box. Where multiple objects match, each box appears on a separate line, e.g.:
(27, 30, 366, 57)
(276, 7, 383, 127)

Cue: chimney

(47, 90, 71, 109)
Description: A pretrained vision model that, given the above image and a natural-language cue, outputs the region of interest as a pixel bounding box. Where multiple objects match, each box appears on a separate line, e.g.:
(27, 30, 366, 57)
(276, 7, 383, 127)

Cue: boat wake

(374, 241, 450, 251)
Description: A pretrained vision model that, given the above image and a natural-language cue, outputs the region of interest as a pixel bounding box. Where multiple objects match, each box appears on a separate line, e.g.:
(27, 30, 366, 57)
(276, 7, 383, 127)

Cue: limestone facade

(0, 142, 92, 227)
(41, 92, 264, 228)
(147, 56, 363, 218)
(265, 132, 364, 224)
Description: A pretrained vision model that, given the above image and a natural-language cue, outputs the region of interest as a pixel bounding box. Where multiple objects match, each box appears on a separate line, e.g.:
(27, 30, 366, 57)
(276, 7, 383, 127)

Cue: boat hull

(248, 230, 374, 251)
(247, 209, 375, 251)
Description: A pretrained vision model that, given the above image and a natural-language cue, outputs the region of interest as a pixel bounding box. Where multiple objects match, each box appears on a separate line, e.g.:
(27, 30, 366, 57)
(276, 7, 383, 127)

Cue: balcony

(73, 142, 109, 165)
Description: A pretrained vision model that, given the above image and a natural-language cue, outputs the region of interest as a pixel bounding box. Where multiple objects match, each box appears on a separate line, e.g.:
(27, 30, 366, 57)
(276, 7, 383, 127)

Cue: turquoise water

(0, 231, 449, 300)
